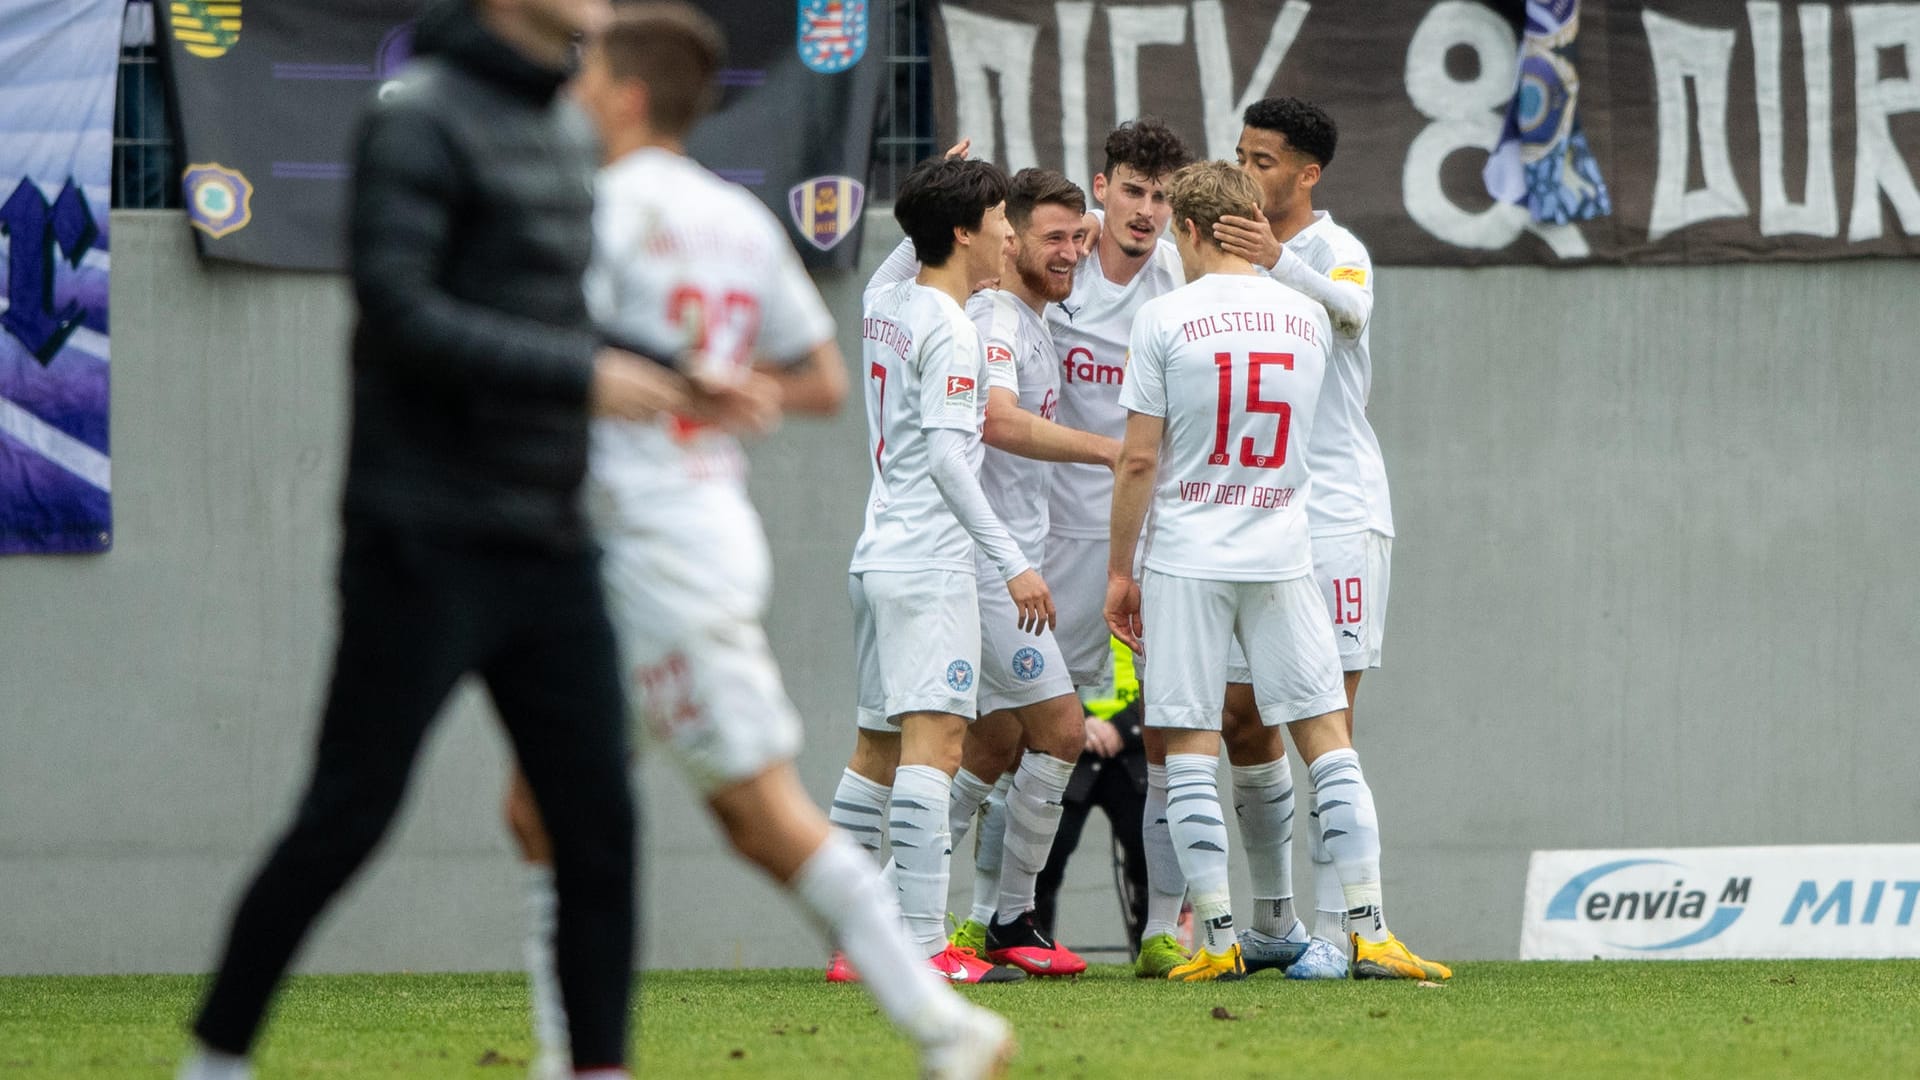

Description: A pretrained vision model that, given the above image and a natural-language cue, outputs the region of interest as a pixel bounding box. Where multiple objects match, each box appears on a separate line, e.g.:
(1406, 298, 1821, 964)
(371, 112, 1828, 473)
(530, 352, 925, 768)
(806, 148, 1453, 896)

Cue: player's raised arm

(983, 387, 1120, 467)
(1104, 410, 1161, 655)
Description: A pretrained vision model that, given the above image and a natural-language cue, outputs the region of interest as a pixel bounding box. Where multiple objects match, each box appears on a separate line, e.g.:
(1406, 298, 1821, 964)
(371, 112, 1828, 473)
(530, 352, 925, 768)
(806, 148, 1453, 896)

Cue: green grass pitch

(4, 961, 1917, 1078)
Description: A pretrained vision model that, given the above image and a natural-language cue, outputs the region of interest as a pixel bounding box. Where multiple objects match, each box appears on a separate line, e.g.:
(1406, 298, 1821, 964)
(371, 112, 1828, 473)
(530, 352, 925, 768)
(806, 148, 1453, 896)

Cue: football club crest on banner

(170, 0, 243, 59)
(797, 0, 866, 74)
(183, 163, 254, 239)
(788, 175, 864, 251)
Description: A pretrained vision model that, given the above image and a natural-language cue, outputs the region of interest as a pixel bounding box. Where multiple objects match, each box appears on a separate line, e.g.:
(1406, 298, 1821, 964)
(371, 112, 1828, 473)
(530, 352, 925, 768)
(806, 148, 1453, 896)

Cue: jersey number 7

(1209, 351, 1293, 469)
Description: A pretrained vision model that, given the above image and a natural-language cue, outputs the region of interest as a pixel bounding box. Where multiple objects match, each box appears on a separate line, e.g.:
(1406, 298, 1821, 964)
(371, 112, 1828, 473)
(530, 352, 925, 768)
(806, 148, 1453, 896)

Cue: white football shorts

(976, 553, 1076, 714)
(850, 568, 982, 731)
(597, 494, 802, 794)
(1142, 570, 1346, 730)
(1043, 531, 1119, 687)
(1224, 529, 1392, 680)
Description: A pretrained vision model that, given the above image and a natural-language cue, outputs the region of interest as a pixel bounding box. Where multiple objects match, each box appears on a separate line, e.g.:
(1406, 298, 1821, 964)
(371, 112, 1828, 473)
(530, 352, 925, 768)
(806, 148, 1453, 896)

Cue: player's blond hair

(1166, 161, 1261, 249)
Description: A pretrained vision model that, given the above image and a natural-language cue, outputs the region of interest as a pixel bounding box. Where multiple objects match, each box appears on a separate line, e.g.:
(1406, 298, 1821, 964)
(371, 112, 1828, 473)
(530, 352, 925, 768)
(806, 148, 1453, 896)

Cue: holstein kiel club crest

(789, 176, 864, 252)
(798, 0, 867, 74)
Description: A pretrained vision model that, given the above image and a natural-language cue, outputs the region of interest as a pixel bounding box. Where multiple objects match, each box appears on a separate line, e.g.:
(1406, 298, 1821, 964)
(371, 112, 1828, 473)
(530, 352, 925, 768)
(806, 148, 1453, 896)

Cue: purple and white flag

(0, 0, 118, 554)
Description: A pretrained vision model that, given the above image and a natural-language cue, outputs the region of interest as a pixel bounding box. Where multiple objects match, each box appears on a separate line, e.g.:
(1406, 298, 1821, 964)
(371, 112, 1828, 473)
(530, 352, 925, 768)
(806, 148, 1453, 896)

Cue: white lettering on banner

(1847, 3, 1920, 242)
(943, 6, 1040, 171)
(1749, 2, 1839, 237)
(1193, 0, 1311, 160)
(1401, 1, 1589, 256)
(1521, 845, 1920, 960)
(1644, 10, 1751, 240)
(1057, 2, 1095, 192)
(1107, 5, 1188, 135)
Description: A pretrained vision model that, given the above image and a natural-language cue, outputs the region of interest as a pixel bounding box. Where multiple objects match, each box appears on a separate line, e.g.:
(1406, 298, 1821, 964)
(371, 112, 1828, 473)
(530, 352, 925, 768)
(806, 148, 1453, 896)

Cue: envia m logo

(1, 178, 98, 364)
(1545, 858, 1749, 951)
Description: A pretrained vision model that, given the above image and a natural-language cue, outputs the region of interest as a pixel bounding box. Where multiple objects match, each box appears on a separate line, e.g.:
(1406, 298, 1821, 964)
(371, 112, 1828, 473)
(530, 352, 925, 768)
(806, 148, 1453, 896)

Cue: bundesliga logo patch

(985, 344, 1013, 368)
(1011, 647, 1044, 681)
(945, 660, 974, 692)
(943, 375, 976, 411)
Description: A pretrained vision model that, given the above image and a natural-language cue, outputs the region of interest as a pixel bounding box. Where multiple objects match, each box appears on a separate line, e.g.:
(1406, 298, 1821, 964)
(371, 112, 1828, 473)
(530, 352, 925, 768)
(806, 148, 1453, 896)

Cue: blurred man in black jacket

(180, 2, 679, 1076)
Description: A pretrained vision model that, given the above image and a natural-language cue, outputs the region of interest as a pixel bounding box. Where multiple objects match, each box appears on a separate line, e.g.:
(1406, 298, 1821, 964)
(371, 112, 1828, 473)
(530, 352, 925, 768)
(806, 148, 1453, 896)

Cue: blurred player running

(1040, 119, 1198, 978)
(1210, 97, 1448, 981)
(1105, 161, 1417, 983)
(502, 9, 1015, 1079)
(833, 154, 1054, 986)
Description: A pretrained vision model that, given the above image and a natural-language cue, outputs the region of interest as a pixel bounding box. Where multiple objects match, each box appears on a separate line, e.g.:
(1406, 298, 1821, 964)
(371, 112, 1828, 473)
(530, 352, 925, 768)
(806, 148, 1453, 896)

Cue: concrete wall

(2, 211, 1915, 974)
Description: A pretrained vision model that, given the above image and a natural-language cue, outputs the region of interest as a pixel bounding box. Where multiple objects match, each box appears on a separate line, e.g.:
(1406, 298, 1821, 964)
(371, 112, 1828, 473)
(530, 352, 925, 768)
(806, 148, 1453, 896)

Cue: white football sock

(793, 830, 960, 1043)
(828, 767, 891, 862)
(177, 1046, 251, 1080)
(1164, 753, 1234, 953)
(889, 764, 956, 956)
(1308, 802, 1347, 946)
(966, 775, 1012, 925)
(1309, 748, 1388, 943)
(1231, 757, 1297, 937)
(996, 751, 1075, 919)
(946, 767, 994, 850)
(1140, 761, 1187, 942)
(522, 864, 570, 1074)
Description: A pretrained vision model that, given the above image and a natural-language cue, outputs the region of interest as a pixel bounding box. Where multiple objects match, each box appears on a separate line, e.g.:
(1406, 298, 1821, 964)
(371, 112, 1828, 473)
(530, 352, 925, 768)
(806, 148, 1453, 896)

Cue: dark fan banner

(929, 0, 1920, 265)
(161, 0, 888, 270)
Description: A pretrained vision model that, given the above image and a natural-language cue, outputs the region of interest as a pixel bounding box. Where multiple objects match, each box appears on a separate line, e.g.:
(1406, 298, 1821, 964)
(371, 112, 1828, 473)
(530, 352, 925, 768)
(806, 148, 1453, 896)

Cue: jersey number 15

(1209, 351, 1293, 469)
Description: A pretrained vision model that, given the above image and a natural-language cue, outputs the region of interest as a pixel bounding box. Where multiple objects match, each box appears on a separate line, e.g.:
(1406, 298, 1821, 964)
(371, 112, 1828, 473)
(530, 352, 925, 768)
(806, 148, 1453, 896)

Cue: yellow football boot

(1351, 933, 1451, 981)
(1166, 942, 1246, 982)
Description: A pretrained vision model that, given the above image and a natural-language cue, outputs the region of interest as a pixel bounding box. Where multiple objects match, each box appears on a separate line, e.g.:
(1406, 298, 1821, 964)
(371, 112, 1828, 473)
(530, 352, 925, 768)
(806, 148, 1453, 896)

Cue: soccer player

(495, 8, 1017, 1080)
(1211, 98, 1450, 981)
(177, 1, 669, 1077)
(839, 154, 1053, 984)
(1104, 160, 1426, 983)
(1042, 119, 1197, 978)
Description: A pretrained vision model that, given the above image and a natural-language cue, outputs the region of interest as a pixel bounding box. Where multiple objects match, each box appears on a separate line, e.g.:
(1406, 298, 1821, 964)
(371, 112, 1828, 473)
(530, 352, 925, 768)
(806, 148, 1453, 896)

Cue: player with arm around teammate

(1209, 97, 1449, 981)
(500, 10, 1016, 1080)
(834, 154, 1054, 986)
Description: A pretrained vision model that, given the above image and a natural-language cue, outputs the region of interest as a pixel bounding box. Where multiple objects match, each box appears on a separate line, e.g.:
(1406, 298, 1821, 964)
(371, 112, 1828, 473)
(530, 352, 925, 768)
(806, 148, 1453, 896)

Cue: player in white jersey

(1104, 161, 1435, 983)
(501, 12, 1015, 1080)
(838, 153, 1056, 987)
(1208, 97, 1449, 981)
(1034, 119, 1204, 979)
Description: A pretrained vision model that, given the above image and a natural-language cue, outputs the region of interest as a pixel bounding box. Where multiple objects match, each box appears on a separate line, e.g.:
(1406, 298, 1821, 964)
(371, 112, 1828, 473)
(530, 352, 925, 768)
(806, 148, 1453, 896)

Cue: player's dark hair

(599, 3, 726, 138)
(1242, 97, 1337, 168)
(1005, 168, 1085, 232)
(893, 156, 1010, 267)
(1101, 117, 1194, 181)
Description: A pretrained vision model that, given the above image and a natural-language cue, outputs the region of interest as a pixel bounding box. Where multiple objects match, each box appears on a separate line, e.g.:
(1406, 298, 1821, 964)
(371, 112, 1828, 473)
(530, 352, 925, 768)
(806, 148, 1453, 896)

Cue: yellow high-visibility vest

(1079, 637, 1139, 720)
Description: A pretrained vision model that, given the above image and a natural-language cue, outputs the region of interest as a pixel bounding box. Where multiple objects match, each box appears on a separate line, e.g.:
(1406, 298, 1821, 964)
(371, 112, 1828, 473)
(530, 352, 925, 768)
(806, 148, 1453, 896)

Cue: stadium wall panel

(0, 212, 1913, 974)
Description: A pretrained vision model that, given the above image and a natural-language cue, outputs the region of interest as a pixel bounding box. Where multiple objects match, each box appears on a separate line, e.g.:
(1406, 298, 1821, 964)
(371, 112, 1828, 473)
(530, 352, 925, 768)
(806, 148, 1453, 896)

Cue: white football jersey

(850, 280, 990, 574)
(1283, 211, 1393, 537)
(583, 147, 834, 527)
(1044, 236, 1186, 539)
(968, 288, 1058, 567)
(1118, 273, 1330, 581)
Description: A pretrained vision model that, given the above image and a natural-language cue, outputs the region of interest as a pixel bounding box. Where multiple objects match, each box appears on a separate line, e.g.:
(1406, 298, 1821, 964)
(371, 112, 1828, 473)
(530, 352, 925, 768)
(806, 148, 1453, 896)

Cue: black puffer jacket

(341, 0, 600, 551)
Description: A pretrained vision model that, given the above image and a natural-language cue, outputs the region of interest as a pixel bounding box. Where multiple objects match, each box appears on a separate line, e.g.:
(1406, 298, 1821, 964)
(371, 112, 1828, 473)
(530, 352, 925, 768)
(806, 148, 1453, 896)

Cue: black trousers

(193, 525, 636, 1068)
(1032, 754, 1149, 951)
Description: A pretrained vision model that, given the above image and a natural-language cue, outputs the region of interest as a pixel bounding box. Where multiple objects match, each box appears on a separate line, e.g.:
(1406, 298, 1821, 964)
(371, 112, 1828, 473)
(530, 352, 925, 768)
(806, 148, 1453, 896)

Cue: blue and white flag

(0, 0, 118, 554)
(1483, 0, 1612, 225)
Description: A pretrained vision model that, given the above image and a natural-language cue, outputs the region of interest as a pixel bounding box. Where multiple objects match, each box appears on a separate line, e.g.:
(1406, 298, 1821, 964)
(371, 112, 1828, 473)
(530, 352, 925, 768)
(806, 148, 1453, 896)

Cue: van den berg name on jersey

(862, 317, 911, 360)
(1179, 309, 1319, 346)
(1177, 481, 1297, 510)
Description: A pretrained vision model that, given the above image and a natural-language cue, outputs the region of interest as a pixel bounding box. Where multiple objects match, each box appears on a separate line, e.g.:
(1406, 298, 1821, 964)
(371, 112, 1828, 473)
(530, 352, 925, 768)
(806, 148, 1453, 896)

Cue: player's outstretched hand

(1083, 716, 1122, 758)
(592, 349, 690, 420)
(1213, 207, 1281, 270)
(943, 137, 972, 159)
(1006, 568, 1055, 635)
(1104, 574, 1143, 654)
(688, 368, 783, 437)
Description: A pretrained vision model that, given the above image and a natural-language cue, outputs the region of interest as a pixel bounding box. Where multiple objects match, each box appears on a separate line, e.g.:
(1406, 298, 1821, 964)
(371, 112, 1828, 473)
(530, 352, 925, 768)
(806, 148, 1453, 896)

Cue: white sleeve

(864, 237, 921, 303)
(916, 312, 984, 433)
(968, 292, 1022, 394)
(754, 214, 837, 365)
(1269, 245, 1373, 340)
(1116, 307, 1167, 417)
(927, 426, 1029, 580)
